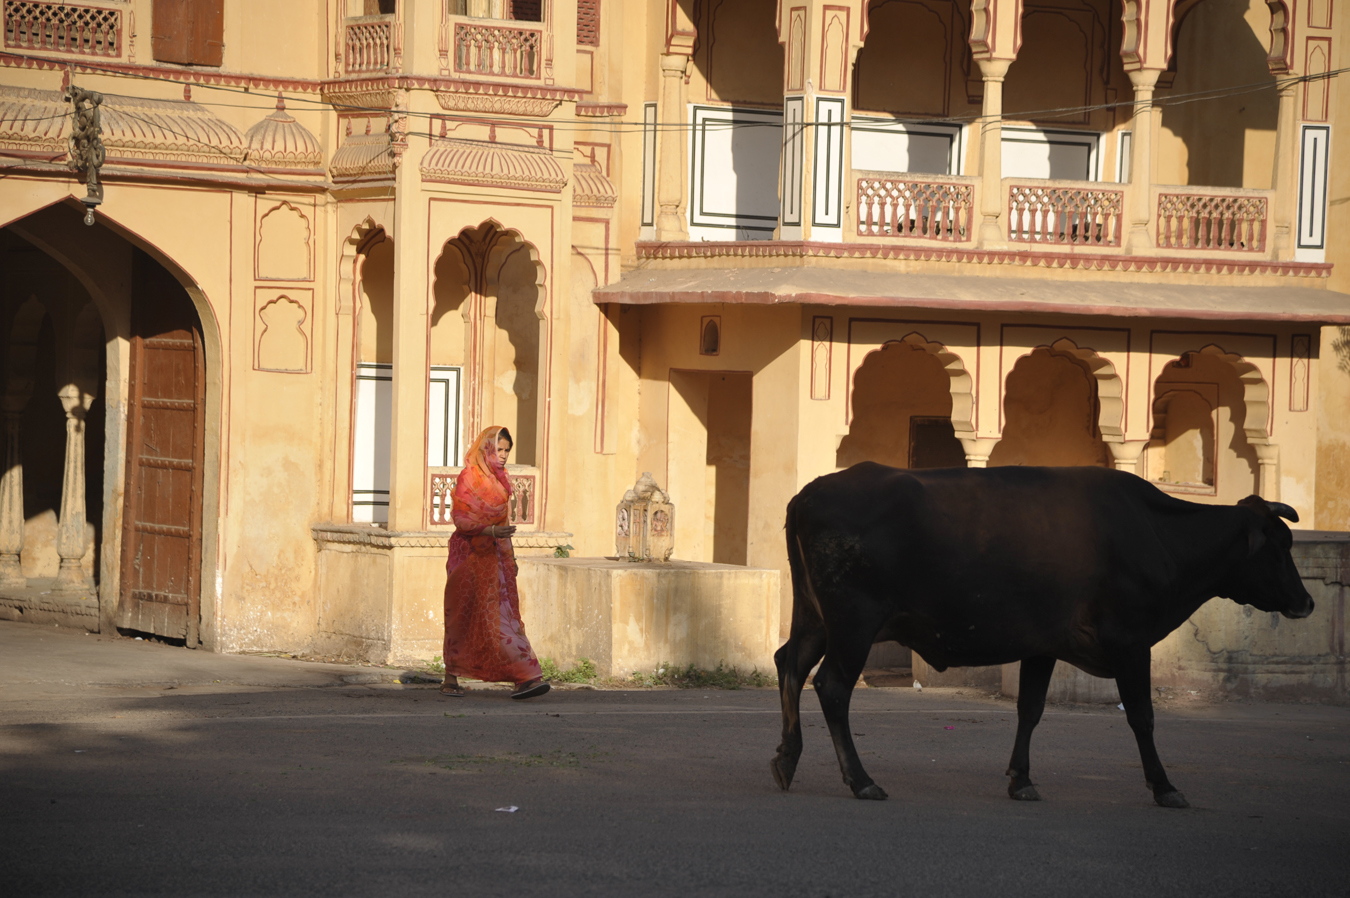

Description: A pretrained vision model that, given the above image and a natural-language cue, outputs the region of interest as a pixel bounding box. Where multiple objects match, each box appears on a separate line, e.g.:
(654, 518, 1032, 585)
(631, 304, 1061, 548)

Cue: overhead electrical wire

(0, 48, 1343, 140)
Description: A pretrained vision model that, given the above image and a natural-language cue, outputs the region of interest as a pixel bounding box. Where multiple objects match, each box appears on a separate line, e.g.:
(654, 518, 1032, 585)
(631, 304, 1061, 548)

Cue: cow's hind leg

(815, 628, 886, 800)
(1115, 652, 1188, 809)
(770, 616, 826, 792)
(1006, 655, 1056, 801)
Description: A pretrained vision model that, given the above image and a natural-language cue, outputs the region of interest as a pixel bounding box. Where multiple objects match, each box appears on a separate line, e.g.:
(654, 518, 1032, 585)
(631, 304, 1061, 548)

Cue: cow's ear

(1248, 522, 1267, 557)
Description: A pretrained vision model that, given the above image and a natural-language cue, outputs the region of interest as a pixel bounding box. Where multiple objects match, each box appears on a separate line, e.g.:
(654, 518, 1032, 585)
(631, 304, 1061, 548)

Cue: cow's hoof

(853, 783, 888, 801)
(769, 756, 796, 792)
(1009, 784, 1041, 801)
(1154, 790, 1189, 809)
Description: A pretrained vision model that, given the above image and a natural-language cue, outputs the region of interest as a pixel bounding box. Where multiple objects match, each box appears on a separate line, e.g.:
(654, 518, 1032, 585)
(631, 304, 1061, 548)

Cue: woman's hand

(484, 524, 517, 539)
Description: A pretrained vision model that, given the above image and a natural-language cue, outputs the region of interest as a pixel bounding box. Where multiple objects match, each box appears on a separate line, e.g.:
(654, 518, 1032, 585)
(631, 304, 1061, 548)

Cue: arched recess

(1173, 344, 1270, 446)
(4, 198, 223, 647)
(432, 220, 549, 470)
(342, 219, 393, 524)
(992, 342, 1111, 468)
(889, 331, 977, 436)
(1046, 337, 1124, 441)
(1149, 343, 1272, 498)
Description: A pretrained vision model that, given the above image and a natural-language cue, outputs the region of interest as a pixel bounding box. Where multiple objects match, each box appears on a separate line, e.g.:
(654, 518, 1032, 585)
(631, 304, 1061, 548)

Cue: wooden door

(115, 260, 206, 644)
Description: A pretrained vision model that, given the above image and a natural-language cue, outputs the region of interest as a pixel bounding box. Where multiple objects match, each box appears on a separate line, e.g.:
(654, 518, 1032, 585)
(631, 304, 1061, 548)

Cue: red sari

(442, 426, 543, 685)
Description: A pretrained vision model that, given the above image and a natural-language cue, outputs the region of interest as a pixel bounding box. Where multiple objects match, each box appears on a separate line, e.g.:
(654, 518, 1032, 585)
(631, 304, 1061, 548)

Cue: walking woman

(440, 425, 550, 700)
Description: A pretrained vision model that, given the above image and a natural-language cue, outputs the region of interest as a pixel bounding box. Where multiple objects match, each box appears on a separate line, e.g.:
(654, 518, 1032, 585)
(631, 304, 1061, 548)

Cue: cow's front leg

(1114, 651, 1188, 809)
(814, 637, 886, 800)
(1006, 655, 1056, 801)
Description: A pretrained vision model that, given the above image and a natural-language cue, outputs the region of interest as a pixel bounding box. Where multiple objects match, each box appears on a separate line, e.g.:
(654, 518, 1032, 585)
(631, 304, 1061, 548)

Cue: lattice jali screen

(577, 0, 599, 46)
(3, 1, 122, 57)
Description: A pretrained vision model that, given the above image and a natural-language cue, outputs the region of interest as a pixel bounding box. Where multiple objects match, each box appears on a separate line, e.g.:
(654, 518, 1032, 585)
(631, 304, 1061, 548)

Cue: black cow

(771, 463, 1314, 808)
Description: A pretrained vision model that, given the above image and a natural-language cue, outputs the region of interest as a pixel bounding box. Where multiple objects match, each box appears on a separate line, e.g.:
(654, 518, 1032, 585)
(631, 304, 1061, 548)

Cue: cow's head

(1228, 496, 1314, 619)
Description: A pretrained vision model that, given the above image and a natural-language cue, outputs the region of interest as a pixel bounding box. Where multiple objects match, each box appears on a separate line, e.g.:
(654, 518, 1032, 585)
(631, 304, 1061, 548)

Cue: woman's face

(495, 438, 512, 466)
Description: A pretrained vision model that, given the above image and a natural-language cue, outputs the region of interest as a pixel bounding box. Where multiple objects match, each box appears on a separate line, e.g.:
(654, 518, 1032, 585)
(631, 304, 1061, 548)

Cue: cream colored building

(1, 0, 1348, 696)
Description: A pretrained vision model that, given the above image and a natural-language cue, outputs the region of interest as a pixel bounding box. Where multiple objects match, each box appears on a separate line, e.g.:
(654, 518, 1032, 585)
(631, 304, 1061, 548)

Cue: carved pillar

(976, 58, 1011, 248)
(0, 413, 24, 588)
(53, 386, 90, 592)
(960, 437, 1000, 468)
(655, 53, 689, 241)
(1254, 443, 1280, 499)
(1269, 81, 1299, 260)
(1106, 439, 1149, 476)
(1125, 69, 1160, 254)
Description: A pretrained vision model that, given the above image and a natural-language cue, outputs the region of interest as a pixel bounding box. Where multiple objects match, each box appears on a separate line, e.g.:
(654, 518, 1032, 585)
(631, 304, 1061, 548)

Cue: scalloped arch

(856, 332, 977, 435)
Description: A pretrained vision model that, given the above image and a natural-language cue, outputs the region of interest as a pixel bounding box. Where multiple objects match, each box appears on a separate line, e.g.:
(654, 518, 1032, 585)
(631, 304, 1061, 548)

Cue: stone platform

(515, 556, 781, 678)
(0, 579, 100, 632)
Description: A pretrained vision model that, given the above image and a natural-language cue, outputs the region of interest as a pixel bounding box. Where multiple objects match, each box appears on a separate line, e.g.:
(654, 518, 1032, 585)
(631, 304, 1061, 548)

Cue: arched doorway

(1, 201, 217, 645)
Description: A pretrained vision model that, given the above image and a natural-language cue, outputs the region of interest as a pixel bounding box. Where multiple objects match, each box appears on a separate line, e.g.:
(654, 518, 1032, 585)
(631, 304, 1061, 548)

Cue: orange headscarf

(451, 426, 512, 534)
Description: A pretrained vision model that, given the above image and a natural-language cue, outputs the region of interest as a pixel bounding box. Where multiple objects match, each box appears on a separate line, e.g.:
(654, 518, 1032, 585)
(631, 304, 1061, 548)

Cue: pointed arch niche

(432, 220, 548, 468)
(843, 321, 979, 469)
(1146, 334, 1278, 502)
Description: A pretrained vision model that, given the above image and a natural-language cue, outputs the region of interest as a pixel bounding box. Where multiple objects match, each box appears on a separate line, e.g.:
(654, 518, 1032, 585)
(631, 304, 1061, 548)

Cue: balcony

(1005, 180, 1124, 250)
(446, 15, 542, 79)
(3, 0, 123, 58)
(1154, 186, 1271, 254)
(855, 172, 975, 244)
(344, 14, 394, 75)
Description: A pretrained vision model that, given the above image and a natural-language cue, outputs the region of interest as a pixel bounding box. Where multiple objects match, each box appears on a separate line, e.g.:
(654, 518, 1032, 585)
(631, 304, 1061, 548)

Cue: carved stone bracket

(65, 85, 105, 225)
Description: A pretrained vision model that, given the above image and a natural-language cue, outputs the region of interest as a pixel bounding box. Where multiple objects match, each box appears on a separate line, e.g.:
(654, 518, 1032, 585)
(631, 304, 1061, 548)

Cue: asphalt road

(1, 622, 1347, 897)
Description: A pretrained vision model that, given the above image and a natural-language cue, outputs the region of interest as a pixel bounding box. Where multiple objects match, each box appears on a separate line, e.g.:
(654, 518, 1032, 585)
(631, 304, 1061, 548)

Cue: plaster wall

(516, 556, 781, 676)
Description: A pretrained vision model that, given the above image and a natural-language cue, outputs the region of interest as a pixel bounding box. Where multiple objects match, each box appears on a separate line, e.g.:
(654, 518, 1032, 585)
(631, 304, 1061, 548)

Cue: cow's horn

(1268, 502, 1299, 523)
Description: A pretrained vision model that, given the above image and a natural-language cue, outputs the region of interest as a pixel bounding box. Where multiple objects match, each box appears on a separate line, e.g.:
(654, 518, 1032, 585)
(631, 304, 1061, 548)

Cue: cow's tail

(783, 493, 824, 639)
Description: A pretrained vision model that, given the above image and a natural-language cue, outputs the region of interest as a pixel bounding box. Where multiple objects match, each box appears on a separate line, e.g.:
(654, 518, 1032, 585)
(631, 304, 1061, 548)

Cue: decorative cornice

(320, 75, 581, 115)
(0, 50, 322, 93)
(0, 85, 67, 159)
(576, 101, 628, 117)
(572, 161, 616, 208)
(635, 240, 1333, 279)
(420, 137, 566, 192)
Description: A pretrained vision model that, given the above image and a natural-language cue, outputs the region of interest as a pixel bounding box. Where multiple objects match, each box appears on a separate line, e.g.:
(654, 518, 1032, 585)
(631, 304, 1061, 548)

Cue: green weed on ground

(539, 657, 776, 689)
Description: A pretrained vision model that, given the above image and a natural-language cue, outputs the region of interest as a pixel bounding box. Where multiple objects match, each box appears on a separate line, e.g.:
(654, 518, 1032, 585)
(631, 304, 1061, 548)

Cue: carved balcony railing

(453, 20, 541, 78)
(1006, 181, 1124, 248)
(1155, 189, 1269, 253)
(3, 0, 122, 57)
(428, 465, 539, 529)
(344, 14, 394, 74)
(855, 173, 975, 242)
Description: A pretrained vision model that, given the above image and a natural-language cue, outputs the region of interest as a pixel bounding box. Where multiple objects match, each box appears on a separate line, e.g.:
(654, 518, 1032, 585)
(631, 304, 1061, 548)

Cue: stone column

(53, 386, 90, 592)
(1254, 443, 1280, 499)
(1124, 69, 1160, 254)
(1269, 81, 1299, 259)
(1106, 440, 1149, 476)
(975, 58, 1011, 248)
(0, 412, 25, 588)
(960, 437, 1000, 468)
(655, 53, 689, 241)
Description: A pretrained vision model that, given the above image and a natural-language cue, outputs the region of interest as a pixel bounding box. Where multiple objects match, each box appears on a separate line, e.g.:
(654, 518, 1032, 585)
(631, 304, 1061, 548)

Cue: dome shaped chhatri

(245, 94, 321, 171)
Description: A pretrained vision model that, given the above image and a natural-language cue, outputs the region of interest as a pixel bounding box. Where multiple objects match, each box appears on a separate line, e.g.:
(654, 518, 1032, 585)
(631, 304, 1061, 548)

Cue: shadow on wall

(1160, 0, 1278, 188)
(837, 342, 964, 470)
(990, 348, 1108, 468)
(1333, 327, 1350, 374)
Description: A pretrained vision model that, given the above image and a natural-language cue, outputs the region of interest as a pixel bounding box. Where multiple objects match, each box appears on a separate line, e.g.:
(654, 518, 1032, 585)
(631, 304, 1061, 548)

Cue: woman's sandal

(439, 682, 465, 697)
(511, 678, 551, 700)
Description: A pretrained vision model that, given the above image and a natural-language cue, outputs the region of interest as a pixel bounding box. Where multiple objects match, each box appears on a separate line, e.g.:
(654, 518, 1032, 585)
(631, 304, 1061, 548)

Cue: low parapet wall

(516, 557, 781, 678)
